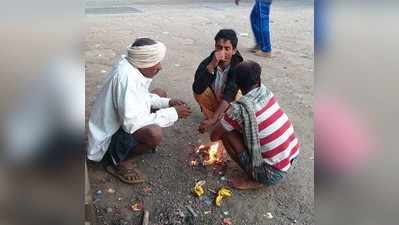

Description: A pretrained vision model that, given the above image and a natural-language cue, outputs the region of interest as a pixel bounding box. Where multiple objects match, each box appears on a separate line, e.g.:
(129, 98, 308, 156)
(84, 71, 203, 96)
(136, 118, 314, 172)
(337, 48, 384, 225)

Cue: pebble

(177, 209, 185, 218)
(265, 212, 273, 219)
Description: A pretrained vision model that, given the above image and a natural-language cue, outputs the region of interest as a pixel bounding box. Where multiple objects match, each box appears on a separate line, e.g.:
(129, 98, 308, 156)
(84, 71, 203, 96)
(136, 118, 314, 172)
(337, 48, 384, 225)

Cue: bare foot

(229, 177, 264, 190)
(120, 159, 137, 170)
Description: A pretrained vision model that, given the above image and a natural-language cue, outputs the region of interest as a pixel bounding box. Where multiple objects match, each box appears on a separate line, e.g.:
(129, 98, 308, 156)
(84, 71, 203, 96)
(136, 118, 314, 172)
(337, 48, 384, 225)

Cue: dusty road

(86, 1, 313, 224)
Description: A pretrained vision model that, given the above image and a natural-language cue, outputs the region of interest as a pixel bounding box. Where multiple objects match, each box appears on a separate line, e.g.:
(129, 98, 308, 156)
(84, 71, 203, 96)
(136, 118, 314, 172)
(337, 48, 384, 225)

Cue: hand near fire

(169, 98, 186, 106)
(174, 104, 191, 119)
(198, 117, 218, 133)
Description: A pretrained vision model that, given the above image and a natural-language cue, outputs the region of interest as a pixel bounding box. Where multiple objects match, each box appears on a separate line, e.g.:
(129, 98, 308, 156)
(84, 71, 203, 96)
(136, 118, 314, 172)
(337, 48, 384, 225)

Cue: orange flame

(203, 142, 220, 165)
(195, 141, 225, 166)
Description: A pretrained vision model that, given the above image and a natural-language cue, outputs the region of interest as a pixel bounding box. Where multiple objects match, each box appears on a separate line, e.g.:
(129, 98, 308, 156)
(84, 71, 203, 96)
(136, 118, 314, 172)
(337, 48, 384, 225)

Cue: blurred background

(0, 0, 84, 225)
(0, 0, 398, 225)
(315, 1, 399, 225)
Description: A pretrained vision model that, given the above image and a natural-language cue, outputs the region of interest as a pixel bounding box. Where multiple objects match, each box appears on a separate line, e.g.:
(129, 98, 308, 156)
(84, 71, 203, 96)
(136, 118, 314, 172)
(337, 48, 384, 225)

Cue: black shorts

(104, 128, 140, 167)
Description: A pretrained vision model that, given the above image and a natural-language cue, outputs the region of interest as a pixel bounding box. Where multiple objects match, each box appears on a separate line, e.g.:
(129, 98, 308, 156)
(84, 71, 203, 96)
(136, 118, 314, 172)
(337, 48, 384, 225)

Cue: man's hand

(169, 99, 186, 107)
(235, 0, 240, 6)
(207, 50, 225, 73)
(198, 117, 218, 133)
(174, 104, 191, 119)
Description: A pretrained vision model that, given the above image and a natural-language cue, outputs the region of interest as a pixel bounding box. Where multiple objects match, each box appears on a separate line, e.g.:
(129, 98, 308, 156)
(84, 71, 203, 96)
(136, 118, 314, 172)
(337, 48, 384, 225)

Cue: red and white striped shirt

(221, 92, 300, 172)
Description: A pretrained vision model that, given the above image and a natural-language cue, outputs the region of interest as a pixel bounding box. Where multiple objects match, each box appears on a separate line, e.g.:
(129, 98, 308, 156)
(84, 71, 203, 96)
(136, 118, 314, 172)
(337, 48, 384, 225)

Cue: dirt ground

(85, 1, 314, 224)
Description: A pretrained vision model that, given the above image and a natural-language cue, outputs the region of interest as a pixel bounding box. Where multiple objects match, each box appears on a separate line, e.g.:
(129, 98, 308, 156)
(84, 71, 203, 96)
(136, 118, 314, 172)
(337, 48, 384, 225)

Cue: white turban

(126, 41, 167, 68)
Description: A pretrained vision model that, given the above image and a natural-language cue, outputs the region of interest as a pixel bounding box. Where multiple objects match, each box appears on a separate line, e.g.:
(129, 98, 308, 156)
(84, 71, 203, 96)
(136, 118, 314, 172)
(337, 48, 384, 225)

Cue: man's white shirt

(87, 56, 178, 161)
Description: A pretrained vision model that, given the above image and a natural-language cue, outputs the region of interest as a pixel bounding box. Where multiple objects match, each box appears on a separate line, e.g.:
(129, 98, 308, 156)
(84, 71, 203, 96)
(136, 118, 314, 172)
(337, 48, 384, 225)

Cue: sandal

(105, 165, 145, 184)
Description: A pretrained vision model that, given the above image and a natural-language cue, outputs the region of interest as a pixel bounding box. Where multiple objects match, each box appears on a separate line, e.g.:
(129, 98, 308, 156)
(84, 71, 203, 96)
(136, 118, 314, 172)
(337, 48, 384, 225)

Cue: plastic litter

(192, 180, 206, 197)
(215, 187, 232, 207)
(143, 187, 152, 193)
(223, 218, 233, 225)
(131, 202, 144, 211)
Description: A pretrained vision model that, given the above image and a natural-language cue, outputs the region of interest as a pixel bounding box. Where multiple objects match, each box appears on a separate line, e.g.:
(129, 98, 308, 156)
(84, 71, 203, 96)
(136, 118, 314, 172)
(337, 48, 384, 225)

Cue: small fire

(204, 142, 220, 165)
(196, 141, 225, 166)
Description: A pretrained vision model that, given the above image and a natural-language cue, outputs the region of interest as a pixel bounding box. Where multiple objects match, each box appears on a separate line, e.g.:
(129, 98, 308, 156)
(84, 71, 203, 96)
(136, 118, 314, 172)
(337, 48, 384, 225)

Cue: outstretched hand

(169, 98, 186, 106)
(174, 104, 191, 119)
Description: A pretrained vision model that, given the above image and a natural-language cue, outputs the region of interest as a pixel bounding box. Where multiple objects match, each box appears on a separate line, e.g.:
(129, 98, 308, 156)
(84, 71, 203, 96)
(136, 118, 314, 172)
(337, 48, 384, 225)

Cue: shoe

(254, 50, 272, 58)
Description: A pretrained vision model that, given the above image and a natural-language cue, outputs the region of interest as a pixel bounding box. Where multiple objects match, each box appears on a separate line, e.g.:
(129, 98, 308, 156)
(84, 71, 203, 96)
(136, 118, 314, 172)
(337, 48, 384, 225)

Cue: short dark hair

(235, 60, 262, 92)
(132, 38, 156, 47)
(214, 29, 238, 49)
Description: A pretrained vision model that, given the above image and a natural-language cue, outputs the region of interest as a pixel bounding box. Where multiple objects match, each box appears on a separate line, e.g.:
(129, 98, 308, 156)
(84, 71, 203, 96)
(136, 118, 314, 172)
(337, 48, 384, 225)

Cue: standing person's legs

(250, 1, 261, 49)
(258, 1, 272, 53)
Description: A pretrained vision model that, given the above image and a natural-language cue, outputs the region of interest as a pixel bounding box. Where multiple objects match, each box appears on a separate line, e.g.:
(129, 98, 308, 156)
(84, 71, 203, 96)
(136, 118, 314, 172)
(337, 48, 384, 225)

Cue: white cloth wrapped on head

(126, 41, 167, 68)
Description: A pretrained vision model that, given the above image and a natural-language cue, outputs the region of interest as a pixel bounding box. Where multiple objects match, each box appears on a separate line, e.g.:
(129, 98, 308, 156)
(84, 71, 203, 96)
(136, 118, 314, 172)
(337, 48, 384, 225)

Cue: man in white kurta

(87, 38, 191, 184)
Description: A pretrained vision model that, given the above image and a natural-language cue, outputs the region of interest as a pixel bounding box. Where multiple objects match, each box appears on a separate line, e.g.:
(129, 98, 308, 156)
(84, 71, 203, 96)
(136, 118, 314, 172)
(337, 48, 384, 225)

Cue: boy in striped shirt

(211, 60, 299, 189)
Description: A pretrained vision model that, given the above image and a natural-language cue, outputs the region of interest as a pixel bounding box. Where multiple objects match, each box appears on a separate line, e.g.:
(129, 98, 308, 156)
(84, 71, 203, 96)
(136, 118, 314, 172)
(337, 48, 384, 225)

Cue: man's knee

(151, 88, 167, 98)
(133, 125, 163, 147)
(146, 125, 163, 146)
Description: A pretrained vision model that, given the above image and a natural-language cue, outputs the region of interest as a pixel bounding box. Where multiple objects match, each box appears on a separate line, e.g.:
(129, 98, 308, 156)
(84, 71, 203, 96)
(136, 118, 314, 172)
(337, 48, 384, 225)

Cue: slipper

(105, 165, 145, 184)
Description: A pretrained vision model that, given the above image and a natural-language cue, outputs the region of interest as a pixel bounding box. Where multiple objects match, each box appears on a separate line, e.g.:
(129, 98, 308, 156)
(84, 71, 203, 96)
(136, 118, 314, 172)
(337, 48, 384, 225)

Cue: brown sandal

(105, 165, 145, 184)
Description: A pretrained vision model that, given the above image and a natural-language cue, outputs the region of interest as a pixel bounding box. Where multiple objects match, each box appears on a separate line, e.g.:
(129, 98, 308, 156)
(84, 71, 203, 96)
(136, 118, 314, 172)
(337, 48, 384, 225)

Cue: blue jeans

(250, 0, 272, 52)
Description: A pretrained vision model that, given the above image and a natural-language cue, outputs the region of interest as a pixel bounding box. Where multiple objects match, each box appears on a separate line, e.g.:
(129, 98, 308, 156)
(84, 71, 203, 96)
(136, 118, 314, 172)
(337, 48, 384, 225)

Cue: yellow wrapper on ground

(215, 187, 232, 207)
(192, 181, 206, 197)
